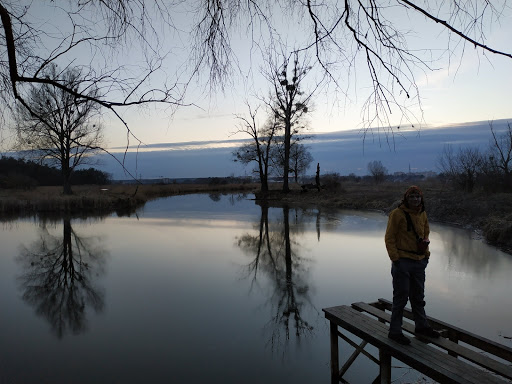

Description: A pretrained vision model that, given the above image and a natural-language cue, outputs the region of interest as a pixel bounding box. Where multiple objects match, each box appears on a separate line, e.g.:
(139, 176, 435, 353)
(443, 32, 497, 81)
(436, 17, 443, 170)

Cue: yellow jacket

(385, 204, 430, 262)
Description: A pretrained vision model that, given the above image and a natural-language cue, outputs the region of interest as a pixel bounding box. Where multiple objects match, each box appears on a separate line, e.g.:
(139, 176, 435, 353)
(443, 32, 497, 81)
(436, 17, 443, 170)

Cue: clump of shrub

(483, 215, 512, 249)
(0, 173, 38, 189)
(321, 172, 344, 192)
(206, 176, 252, 185)
(71, 168, 111, 185)
(343, 173, 361, 183)
(0, 156, 110, 188)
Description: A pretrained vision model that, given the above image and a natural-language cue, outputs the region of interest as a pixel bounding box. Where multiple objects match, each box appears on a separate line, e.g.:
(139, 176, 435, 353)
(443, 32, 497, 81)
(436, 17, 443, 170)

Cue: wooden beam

(379, 349, 391, 384)
(339, 340, 368, 377)
(337, 332, 380, 366)
(330, 322, 340, 384)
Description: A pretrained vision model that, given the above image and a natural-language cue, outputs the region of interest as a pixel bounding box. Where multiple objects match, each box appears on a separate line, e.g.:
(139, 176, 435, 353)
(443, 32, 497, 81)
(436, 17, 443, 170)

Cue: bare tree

(488, 122, 512, 178)
(233, 106, 280, 192)
(263, 51, 315, 192)
(194, 1, 512, 133)
(0, 1, 185, 142)
(272, 139, 314, 184)
(477, 121, 512, 191)
(367, 160, 388, 183)
(2, 1, 511, 152)
(289, 144, 314, 183)
(438, 145, 483, 193)
(13, 65, 104, 194)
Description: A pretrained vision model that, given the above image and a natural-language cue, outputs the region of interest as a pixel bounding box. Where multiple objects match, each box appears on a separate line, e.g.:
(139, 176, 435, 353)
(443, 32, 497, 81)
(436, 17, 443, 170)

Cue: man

(384, 185, 441, 345)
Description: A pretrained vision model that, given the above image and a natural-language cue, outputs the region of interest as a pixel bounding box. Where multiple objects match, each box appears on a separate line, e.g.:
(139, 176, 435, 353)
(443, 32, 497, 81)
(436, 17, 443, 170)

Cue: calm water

(0, 193, 511, 384)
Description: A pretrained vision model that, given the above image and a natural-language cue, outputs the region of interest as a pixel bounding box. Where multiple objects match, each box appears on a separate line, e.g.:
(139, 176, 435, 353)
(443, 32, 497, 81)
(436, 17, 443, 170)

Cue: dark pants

(389, 258, 429, 335)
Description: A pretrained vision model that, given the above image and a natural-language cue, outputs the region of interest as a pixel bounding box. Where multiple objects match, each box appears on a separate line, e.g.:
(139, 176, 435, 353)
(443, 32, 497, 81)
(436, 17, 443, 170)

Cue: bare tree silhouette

(236, 203, 318, 355)
(17, 218, 107, 338)
(194, 0, 512, 134)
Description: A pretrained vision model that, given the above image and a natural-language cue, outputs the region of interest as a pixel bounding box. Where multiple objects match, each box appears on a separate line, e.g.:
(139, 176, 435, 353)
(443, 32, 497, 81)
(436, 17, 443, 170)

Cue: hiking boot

(415, 327, 441, 338)
(388, 332, 411, 345)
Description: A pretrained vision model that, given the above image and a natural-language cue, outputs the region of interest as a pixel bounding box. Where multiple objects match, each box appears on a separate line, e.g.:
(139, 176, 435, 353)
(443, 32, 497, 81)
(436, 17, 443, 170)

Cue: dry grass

(259, 180, 512, 253)
(0, 183, 259, 219)
(1, 180, 511, 253)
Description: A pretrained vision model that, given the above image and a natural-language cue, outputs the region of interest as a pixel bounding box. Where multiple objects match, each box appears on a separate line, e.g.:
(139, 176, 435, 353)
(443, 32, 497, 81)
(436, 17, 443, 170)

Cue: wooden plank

(345, 309, 507, 384)
(352, 302, 512, 381)
(325, 307, 481, 384)
(324, 307, 460, 383)
(323, 306, 507, 384)
(377, 298, 512, 363)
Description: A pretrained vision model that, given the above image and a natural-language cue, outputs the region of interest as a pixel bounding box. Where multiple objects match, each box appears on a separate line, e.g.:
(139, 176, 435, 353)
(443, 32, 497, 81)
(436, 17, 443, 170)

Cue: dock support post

(448, 329, 459, 358)
(379, 349, 391, 384)
(330, 322, 340, 383)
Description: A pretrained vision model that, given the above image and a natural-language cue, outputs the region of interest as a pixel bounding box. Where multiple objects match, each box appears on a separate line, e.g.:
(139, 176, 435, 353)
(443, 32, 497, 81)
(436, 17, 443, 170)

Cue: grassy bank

(0, 183, 259, 219)
(1, 180, 511, 253)
(259, 181, 512, 254)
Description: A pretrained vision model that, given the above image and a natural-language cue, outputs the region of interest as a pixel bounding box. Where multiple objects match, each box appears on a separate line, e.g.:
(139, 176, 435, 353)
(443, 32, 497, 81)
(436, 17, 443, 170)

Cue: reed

(0, 183, 260, 218)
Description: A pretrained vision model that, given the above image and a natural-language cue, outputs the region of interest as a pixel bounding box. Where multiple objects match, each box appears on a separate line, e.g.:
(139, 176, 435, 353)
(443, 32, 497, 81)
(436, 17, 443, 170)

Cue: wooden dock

(323, 298, 512, 384)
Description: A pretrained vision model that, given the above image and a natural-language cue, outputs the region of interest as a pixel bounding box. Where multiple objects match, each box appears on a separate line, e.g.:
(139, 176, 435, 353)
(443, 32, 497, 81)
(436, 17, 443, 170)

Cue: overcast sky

(103, 3, 512, 149)
(17, 2, 512, 154)
(96, 119, 511, 180)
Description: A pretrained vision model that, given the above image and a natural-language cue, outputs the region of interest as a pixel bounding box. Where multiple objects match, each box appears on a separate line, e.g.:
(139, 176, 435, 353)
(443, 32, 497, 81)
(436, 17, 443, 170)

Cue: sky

(6, 2, 512, 179)
(95, 119, 511, 180)
(95, 1, 512, 149)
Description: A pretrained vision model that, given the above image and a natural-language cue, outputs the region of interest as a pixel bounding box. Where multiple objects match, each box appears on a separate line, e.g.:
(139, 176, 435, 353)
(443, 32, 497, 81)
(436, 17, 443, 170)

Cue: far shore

(0, 181, 511, 254)
(0, 183, 258, 219)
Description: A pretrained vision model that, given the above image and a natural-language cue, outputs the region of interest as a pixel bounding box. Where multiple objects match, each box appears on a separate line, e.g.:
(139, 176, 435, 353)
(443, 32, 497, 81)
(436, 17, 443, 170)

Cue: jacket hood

(401, 185, 425, 212)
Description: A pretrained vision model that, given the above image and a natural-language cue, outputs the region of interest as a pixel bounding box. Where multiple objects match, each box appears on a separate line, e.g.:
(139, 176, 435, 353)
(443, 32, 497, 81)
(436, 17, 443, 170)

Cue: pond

(0, 193, 511, 383)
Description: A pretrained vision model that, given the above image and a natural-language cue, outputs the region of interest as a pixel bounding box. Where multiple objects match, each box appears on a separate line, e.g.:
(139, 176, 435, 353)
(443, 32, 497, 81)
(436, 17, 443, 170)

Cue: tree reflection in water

(17, 217, 107, 338)
(237, 203, 318, 354)
(209, 192, 249, 204)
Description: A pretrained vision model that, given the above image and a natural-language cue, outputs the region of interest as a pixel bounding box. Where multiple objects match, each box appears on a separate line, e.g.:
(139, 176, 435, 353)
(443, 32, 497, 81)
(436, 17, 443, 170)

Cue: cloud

(177, 113, 235, 121)
(95, 119, 511, 180)
(107, 138, 251, 153)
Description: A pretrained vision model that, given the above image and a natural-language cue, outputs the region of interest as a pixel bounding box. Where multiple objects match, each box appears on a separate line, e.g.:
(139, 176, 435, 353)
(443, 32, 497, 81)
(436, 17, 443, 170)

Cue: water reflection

(1, 194, 511, 384)
(208, 192, 222, 202)
(236, 203, 317, 353)
(16, 217, 107, 338)
(435, 224, 511, 278)
(209, 192, 250, 204)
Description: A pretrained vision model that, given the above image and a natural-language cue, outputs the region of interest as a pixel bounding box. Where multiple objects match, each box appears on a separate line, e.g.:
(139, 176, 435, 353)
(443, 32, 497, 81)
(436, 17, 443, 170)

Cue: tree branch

(399, 0, 512, 59)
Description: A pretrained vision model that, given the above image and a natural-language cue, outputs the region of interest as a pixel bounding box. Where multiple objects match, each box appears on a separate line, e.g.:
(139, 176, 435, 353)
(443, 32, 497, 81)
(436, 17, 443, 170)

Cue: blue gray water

(0, 193, 510, 383)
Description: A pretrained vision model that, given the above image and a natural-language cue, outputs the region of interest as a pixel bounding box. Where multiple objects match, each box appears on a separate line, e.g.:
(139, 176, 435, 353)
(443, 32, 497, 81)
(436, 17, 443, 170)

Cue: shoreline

(0, 181, 511, 254)
(253, 183, 512, 255)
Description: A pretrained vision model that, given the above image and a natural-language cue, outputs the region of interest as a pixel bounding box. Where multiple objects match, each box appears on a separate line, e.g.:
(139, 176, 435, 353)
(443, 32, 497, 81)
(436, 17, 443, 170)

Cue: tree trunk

(63, 179, 72, 195)
(316, 163, 321, 191)
(282, 120, 291, 193)
(62, 166, 73, 195)
(258, 149, 268, 193)
(260, 173, 268, 192)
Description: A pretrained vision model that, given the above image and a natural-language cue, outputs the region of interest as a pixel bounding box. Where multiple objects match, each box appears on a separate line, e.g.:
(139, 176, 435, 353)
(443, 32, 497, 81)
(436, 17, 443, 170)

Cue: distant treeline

(0, 156, 111, 189)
